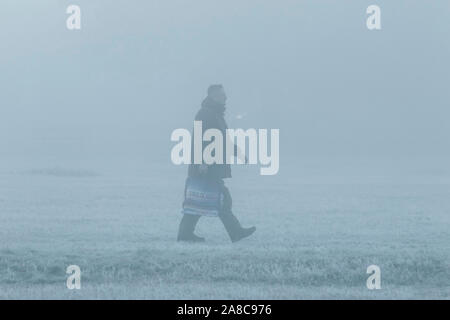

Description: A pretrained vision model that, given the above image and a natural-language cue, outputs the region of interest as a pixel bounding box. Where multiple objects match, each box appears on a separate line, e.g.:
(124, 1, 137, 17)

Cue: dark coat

(188, 96, 232, 180)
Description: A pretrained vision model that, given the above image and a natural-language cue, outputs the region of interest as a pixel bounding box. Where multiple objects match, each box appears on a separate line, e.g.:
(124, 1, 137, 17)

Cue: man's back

(188, 96, 231, 180)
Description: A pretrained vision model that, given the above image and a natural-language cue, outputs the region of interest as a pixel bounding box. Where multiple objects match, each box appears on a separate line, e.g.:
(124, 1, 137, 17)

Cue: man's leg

(219, 182, 256, 243)
(178, 177, 205, 242)
(177, 214, 204, 242)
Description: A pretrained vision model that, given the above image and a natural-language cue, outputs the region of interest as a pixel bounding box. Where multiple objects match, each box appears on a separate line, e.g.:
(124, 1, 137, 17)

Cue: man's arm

(195, 109, 220, 175)
(234, 144, 248, 164)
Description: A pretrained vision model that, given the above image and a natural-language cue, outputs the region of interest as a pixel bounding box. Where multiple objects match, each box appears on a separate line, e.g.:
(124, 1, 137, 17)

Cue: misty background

(1, 0, 449, 182)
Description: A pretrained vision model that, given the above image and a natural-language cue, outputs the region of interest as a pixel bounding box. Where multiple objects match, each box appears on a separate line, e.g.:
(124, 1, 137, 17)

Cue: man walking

(177, 84, 256, 243)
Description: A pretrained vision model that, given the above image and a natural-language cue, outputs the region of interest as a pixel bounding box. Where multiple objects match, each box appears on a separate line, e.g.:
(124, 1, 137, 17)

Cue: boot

(233, 226, 256, 243)
(177, 214, 205, 242)
(220, 213, 256, 243)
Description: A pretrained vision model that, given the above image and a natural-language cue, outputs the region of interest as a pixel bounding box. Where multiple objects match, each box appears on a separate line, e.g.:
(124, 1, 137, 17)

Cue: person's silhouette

(177, 84, 256, 243)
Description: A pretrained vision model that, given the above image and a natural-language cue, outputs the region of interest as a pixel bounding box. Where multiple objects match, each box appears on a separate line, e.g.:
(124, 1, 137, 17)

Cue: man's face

(211, 88, 227, 105)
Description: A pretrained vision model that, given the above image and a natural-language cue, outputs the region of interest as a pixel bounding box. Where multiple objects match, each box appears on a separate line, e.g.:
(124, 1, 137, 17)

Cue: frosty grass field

(0, 161, 449, 299)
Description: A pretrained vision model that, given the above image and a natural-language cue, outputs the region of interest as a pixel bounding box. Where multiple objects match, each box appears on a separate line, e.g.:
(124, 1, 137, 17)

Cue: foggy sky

(1, 0, 449, 173)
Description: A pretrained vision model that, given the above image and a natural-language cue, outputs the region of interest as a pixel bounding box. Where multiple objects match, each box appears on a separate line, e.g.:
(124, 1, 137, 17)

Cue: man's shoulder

(195, 107, 215, 121)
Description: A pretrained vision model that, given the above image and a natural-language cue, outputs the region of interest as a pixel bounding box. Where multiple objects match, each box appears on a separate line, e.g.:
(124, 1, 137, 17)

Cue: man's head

(207, 84, 227, 105)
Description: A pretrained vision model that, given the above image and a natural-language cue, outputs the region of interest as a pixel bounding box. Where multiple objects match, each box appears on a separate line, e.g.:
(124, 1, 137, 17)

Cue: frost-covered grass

(0, 165, 449, 299)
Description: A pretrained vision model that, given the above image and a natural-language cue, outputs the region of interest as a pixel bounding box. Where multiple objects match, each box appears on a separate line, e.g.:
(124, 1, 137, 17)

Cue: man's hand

(234, 144, 249, 164)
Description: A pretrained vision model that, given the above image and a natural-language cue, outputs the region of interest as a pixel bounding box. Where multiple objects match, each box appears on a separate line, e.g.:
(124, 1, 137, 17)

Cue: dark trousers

(177, 180, 243, 241)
